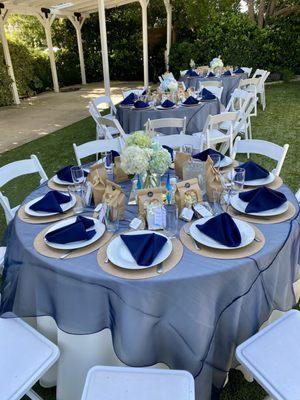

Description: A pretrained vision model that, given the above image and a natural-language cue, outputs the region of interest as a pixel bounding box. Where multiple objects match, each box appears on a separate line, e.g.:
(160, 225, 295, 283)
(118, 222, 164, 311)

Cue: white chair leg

(27, 389, 44, 400)
(235, 364, 254, 382)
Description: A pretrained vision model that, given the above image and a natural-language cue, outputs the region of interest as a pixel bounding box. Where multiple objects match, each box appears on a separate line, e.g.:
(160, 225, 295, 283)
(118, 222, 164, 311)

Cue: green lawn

(0, 81, 299, 400)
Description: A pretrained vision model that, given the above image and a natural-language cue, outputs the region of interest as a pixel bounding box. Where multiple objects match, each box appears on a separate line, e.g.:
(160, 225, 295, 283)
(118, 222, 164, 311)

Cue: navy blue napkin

(239, 187, 287, 213)
(207, 72, 215, 77)
(30, 191, 71, 213)
(111, 150, 120, 162)
(193, 148, 225, 162)
(56, 165, 87, 183)
(223, 70, 231, 76)
(121, 92, 135, 106)
(142, 89, 147, 95)
(120, 233, 167, 266)
(183, 96, 199, 105)
(45, 216, 96, 244)
(196, 213, 241, 247)
(240, 160, 269, 181)
(185, 69, 199, 77)
(162, 145, 174, 161)
(201, 88, 216, 100)
(234, 67, 244, 74)
(161, 99, 175, 108)
(134, 100, 149, 109)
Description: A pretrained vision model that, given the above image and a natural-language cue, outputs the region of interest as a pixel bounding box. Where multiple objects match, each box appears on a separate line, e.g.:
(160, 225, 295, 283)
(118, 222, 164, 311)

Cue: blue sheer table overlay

(161, 99, 175, 108)
(134, 100, 149, 109)
(120, 233, 167, 266)
(121, 92, 135, 106)
(45, 216, 96, 244)
(193, 148, 225, 162)
(183, 96, 199, 105)
(239, 187, 287, 213)
(240, 160, 270, 181)
(1, 177, 299, 400)
(196, 212, 242, 247)
(201, 88, 216, 101)
(30, 191, 70, 213)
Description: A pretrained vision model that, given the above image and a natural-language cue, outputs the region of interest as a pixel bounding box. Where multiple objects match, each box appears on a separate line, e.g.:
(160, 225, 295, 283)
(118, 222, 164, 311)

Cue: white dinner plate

(156, 105, 176, 110)
(244, 172, 275, 187)
(24, 192, 77, 217)
(189, 217, 255, 250)
(44, 217, 105, 250)
(52, 175, 75, 186)
(230, 193, 289, 217)
(107, 230, 172, 270)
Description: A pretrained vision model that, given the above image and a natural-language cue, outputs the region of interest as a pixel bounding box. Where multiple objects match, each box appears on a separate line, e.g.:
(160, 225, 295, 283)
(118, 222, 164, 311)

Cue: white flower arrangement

(121, 145, 150, 175)
(159, 76, 178, 93)
(210, 56, 224, 69)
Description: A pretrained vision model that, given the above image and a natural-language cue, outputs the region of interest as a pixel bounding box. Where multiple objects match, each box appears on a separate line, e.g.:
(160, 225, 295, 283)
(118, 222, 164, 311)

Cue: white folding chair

(145, 117, 187, 136)
(240, 67, 252, 76)
(231, 137, 289, 176)
(238, 78, 261, 116)
(0, 316, 59, 400)
(0, 246, 6, 276)
(236, 310, 300, 400)
(154, 134, 201, 151)
(201, 85, 223, 101)
(91, 95, 117, 120)
(0, 155, 48, 224)
(201, 80, 223, 88)
(98, 116, 127, 142)
(73, 137, 123, 166)
(81, 366, 195, 400)
(180, 70, 188, 77)
(193, 111, 238, 155)
(252, 69, 270, 110)
(122, 89, 144, 98)
(89, 102, 107, 140)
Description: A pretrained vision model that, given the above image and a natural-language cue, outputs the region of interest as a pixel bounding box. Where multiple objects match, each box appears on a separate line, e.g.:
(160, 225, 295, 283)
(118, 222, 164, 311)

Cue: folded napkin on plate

(161, 99, 175, 108)
(193, 148, 225, 162)
(56, 165, 87, 183)
(183, 96, 199, 105)
(240, 160, 269, 181)
(121, 92, 135, 106)
(239, 187, 287, 213)
(45, 216, 96, 244)
(120, 233, 167, 266)
(111, 150, 120, 162)
(142, 89, 147, 95)
(134, 100, 149, 109)
(162, 145, 174, 161)
(207, 72, 215, 77)
(30, 190, 71, 213)
(223, 70, 232, 76)
(201, 88, 216, 100)
(185, 69, 199, 77)
(234, 67, 245, 74)
(196, 212, 241, 247)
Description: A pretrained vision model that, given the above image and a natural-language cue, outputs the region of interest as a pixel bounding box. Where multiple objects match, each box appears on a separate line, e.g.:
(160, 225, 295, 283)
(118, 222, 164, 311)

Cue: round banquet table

(117, 99, 220, 135)
(1, 178, 300, 400)
(179, 73, 247, 106)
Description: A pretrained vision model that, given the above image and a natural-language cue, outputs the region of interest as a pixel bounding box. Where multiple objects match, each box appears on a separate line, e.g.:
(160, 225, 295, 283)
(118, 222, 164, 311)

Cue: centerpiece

(120, 131, 172, 188)
(210, 56, 224, 76)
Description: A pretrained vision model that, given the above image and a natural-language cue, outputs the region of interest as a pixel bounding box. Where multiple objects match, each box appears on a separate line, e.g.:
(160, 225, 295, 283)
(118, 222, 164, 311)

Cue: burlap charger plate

(225, 201, 295, 224)
(34, 225, 113, 259)
(180, 222, 265, 259)
(48, 178, 69, 192)
(97, 237, 183, 279)
(18, 204, 75, 224)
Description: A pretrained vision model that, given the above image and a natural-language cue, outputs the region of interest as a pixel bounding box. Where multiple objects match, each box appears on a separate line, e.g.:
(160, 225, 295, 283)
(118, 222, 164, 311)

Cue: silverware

(184, 225, 201, 251)
(156, 263, 163, 274)
(254, 236, 261, 242)
(60, 250, 73, 259)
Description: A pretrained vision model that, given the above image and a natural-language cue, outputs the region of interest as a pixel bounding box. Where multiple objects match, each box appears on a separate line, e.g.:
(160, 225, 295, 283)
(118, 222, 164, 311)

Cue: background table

(179, 73, 247, 106)
(1, 179, 299, 400)
(117, 100, 220, 135)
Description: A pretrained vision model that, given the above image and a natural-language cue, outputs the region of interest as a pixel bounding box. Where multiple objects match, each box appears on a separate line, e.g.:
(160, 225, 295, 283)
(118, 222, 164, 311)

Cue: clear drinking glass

(165, 204, 178, 237)
(68, 184, 85, 214)
(104, 204, 119, 232)
(71, 166, 84, 184)
(104, 151, 113, 175)
(211, 189, 225, 215)
(232, 167, 246, 194)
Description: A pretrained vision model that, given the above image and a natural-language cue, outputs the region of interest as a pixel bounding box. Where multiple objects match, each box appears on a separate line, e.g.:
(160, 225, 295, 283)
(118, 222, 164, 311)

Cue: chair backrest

(122, 89, 144, 98)
(225, 88, 253, 113)
(98, 116, 126, 140)
(0, 155, 48, 224)
(238, 78, 260, 89)
(89, 101, 100, 125)
(201, 86, 223, 100)
(154, 134, 201, 151)
(146, 117, 187, 135)
(180, 70, 188, 77)
(232, 137, 289, 176)
(253, 69, 267, 78)
(73, 138, 123, 166)
(241, 67, 252, 76)
(91, 95, 116, 116)
(201, 80, 223, 88)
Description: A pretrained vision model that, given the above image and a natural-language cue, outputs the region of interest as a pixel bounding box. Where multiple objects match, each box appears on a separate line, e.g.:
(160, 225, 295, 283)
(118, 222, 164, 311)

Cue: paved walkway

(0, 81, 144, 153)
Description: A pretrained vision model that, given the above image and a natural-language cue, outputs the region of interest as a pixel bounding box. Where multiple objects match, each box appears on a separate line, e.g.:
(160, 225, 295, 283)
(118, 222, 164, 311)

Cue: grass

(0, 81, 299, 399)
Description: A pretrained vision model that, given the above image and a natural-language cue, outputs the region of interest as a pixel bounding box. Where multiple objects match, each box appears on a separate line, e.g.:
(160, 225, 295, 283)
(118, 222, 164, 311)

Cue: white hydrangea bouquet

(121, 131, 172, 188)
(210, 56, 224, 75)
(159, 76, 179, 93)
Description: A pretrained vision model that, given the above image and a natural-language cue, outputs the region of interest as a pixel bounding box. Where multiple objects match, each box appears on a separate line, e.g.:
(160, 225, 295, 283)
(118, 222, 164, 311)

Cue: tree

(246, 0, 300, 27)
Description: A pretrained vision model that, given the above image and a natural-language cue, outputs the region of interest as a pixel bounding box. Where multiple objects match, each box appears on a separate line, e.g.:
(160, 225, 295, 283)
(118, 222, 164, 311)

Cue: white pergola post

(37, 12, 59, 93)
(164, 0, 172, 71)
(0, 12, 20, 104)
(68, 15, 87, 85)
(140, 0, 149, 87)
(97, 0, 110, 96)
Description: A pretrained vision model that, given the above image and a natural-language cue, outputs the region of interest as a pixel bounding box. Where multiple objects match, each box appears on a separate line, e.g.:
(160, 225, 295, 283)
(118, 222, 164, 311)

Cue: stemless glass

(165, 204, 178, 237)
(232, 167, 246, 194)
(104, 204, 119, 232)
(104, 151, 113, 175)
(71, 166, 84, 184)
(68, 184, 85, 214)
(182, 144, 193, 155)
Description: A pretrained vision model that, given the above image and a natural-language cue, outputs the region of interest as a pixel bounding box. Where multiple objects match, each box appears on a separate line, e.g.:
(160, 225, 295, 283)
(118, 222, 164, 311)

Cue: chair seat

(0, 317, 59, 400)
(193, 129, 228, 142)
(81, 366, 195, 400)
(236, 310, 300, 400)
